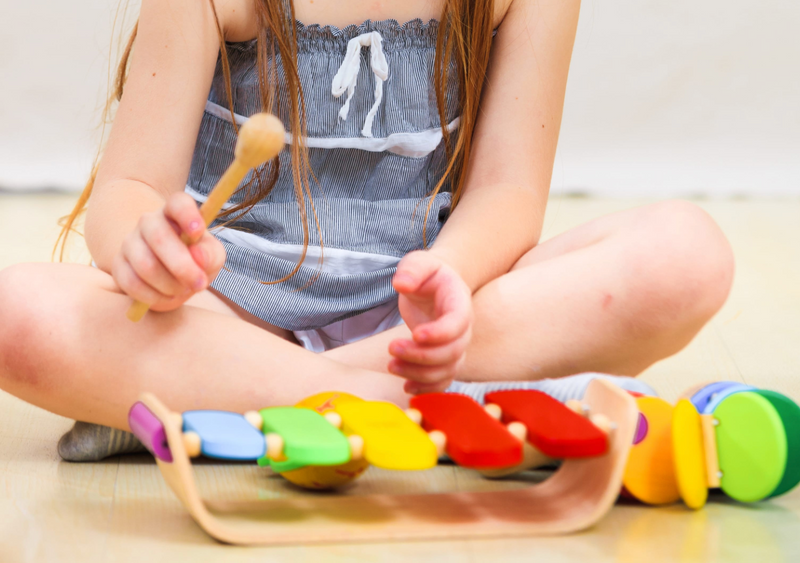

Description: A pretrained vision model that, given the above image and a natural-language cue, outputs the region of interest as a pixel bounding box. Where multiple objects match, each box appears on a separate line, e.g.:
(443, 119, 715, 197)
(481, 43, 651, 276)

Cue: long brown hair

(55, 0, 495, 276)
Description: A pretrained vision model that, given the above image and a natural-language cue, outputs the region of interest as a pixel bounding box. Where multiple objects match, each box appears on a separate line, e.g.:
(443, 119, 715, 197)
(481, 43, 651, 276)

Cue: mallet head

(234, 113, 286, 168)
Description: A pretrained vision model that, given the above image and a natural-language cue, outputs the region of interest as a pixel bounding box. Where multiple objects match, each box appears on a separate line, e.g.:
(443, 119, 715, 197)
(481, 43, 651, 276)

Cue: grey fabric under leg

(445, 372, 657, 405)
(57, 421, 146, 462)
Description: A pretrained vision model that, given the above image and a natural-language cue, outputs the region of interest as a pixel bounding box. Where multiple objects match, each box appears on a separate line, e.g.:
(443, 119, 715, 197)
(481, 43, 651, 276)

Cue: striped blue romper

(186, 19, 460, 351)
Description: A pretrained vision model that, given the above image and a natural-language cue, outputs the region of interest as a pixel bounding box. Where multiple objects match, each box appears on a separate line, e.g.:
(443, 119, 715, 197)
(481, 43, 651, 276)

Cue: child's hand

(112, 192, 226, 312)
(390, 251, 473, 394)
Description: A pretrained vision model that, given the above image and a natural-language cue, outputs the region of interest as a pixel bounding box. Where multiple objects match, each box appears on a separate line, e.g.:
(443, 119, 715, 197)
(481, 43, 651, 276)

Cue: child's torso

(187, 18, 460, 330)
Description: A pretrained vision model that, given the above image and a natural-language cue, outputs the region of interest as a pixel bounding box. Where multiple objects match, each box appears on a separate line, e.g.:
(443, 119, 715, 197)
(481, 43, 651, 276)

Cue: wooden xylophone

(128, 379, 638, 545)
(128, 379, 800, 545)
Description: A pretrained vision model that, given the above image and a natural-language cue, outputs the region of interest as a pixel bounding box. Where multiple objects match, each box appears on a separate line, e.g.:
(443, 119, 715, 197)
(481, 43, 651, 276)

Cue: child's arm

(431, 0, 580, 291)
(391, 0, 581, 389)
(85, 0, 252, 311)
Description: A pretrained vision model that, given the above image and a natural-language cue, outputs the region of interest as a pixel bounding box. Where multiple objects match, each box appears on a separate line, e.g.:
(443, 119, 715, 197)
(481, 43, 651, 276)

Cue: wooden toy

(622, 396, 680, 505)
(687, 381, 740, 411)
(700, 383, 757, 414)
(276, 391, 370, 490)
(713, 391, 787, 502)
(757, 390, 800, 497)
(629, 384, 800, 509)
(485, 390, 609, 458)
(126, 376, 800, 544)
(181, 410, 266, 460)
(409, 393, 523, 469)
(128, 379, 637, 545)
(334, 400, 439, 471)
(671, 399, 709, 509)
(255, 407, 351, 473)
(126, 112, 285, 322)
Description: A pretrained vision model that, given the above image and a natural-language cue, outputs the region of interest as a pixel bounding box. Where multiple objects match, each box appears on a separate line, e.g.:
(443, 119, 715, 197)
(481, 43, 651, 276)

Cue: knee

(0, 263, 58, 391)
(624, 200, 734, 329)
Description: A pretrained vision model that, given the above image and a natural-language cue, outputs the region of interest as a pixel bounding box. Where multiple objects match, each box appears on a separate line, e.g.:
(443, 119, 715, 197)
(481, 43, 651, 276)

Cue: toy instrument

(128, 379, 800, 545)
(129, 379, 636, 545)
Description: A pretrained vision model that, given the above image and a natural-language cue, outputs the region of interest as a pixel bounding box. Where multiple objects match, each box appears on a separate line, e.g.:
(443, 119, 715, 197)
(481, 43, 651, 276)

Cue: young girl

(0, 0, 733, 460)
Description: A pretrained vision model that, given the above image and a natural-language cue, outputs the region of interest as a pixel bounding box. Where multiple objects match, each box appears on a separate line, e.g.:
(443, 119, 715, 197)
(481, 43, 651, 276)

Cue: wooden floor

(1, 193, 799, 561)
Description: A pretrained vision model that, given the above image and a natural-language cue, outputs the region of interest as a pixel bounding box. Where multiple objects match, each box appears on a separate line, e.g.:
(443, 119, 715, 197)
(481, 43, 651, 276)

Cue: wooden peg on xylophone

(566, 400, 589, 416)
(428, 430, 447, 457)
(324, 412, 343, 428)
(484, 403, 502, 420)
(244, 410, 263, 430)
(405, 408, 423, 425)
(348, 435, 365, 460)
(507, 421, 527, 442)
(183, 431, 202, 458)
(590, 413, 615, 434)
(265, 433, 284, 461)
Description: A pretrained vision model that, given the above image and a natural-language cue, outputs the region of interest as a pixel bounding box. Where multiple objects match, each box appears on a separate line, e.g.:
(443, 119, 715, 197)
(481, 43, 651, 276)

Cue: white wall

(1, 0, 798, 196)
(0, 2, 134, 191)
(554, 0, 800, 197)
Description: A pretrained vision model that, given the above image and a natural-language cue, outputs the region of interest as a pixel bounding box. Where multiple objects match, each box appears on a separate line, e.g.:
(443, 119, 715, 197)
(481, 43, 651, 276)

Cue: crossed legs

(327, 200, 734, 381)
(0, 200, 734, 430)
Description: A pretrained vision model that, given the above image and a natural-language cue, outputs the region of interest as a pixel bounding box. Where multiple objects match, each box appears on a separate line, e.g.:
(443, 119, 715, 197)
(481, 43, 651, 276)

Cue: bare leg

(0, 263, 407, 430)
(325, 201, 735, 380)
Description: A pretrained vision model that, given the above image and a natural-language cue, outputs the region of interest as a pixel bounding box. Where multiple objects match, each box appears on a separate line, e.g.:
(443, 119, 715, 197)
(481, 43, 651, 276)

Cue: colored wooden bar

(410, 393, 522, 469)
(182, 411, 266, 461)
(128, 401, 172, 462)
(484, 390, 608, 458)
(335, 400, 438, 470)
(258, 407, 350, 472)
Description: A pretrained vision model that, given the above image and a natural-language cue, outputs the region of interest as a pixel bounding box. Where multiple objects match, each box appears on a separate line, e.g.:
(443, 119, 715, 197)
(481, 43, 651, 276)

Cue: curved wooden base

(140, 379, 638, 545)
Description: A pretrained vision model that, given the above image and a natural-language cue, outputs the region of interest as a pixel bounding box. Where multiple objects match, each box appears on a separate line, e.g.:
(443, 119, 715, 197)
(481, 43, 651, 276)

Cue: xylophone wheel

(672, 399, 708, 509)
(688, 381, 740, 412)
(756, 390, 800, 497)
(701, 384, 757, 415)
(622, 397, 680, 505)
(714, 392, 787, 502)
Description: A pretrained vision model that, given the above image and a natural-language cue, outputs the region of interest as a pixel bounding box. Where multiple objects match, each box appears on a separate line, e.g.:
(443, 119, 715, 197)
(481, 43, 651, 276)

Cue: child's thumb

(393, 251, 439, 293)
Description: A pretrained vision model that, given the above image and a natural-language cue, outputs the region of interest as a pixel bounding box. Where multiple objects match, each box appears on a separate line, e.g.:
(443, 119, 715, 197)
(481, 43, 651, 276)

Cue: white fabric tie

(331, 31, 389, 138)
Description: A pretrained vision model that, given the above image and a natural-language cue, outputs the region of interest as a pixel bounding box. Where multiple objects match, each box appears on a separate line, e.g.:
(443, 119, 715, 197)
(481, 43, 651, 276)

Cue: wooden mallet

(126, 113, 285, 322)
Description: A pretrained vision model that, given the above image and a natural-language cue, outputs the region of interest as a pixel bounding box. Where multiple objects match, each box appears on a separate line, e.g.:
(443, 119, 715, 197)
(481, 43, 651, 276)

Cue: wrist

(423, 247, 476, 293)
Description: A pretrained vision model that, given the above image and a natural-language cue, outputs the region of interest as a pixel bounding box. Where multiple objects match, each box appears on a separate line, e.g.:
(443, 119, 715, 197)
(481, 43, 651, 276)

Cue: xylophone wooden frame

(140, 379, 638, 546)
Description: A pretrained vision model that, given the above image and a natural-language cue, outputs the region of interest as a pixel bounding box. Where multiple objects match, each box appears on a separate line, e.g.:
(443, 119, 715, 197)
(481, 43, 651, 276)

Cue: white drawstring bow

(331, 31, 389, 138)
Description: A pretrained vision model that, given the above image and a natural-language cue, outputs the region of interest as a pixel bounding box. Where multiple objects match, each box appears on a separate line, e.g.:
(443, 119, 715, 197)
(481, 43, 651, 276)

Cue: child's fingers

(388, 358, 460, 386)
(164, 192, 205, 244)
(404, 379, 453, 395)
(392, 251, 440, 294)
(389, 334, 468, 366)
(188, 232, 226, 277)
(412, 308, 471, 346)
(122, 235, 185, 298)
(112, 253, 169, 306)
(139, 212, 208, 291)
